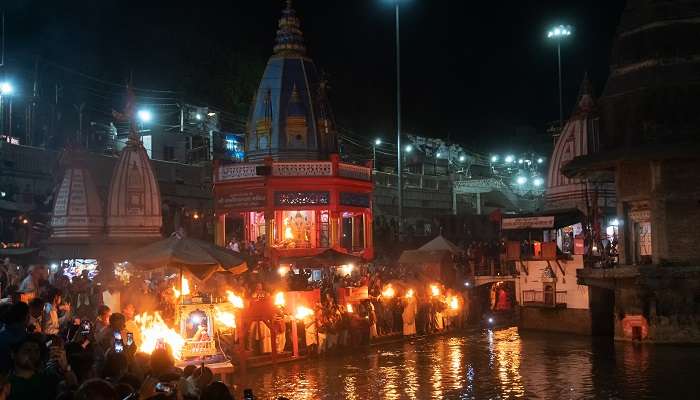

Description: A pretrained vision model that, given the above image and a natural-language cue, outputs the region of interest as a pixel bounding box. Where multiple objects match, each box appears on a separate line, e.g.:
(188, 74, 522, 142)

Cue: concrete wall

(519, 307, 592, 335)
(518, 255, 589, 310)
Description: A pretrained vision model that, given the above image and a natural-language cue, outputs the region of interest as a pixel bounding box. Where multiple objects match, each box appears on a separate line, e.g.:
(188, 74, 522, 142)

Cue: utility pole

(394, 1, 403, 239)
(74, 103, 84, 146)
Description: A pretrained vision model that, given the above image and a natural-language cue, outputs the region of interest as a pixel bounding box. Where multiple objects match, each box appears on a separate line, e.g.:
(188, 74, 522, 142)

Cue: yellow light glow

(278, 266, 290, 276)
(215, 309, 236, 329)
(294, 306, 314, 320)
(382, 285, 395, 299)
(405, 289, 414, 298)
(341, 264, 354, 276)
(173, 277, 191, 298)
(134, 312, 185, 360)
(431, 284, 441, 297)
(226, 290, 244, 309)
(346, 303, 353, 313)
(450, 296, 459, 310)
(274, 292, 286, 307)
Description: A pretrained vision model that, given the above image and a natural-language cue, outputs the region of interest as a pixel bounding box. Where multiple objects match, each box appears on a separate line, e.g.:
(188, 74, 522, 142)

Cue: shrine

(213, 1, 373, 265)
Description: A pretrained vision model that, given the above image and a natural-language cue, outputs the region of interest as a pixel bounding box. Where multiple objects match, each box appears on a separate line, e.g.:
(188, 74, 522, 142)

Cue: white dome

(106, 137, 162, 238)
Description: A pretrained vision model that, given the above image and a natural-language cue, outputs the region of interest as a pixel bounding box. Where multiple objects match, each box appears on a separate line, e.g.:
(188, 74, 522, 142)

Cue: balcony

(216, 161, 371, 182)
(522, 290, 567, 308)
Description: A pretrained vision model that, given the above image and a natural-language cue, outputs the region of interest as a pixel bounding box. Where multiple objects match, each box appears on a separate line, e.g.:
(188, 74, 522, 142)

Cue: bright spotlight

(0, 82, 13, 95)
(518, 159, 524, 164)
(464, 281, 471, 287)
(610, 218, 620, 227)
(533, 178, 544, 186)
(195, 113, 202, 120)
(50, 263, 58, 271)
(137, 110, 153, 123)
(537, 158, 544, 164)
(491, 155, 499, 162)
(505, 155, 514, 163)
(488, 317, 494, 324)
(459, 155, 466, 162)
(405, 145, 413, 152)
(516, 176, 527, 185)
(436, 152, 441, 158)
(374, 138, 382, 146)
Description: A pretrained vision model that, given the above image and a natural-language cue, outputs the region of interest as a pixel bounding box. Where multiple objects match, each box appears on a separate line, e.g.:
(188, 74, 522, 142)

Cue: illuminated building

(213, 1, 373, 263)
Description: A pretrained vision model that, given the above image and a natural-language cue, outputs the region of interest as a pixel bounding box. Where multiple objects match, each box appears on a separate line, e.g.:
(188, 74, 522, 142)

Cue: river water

(234, 327, 700, 399)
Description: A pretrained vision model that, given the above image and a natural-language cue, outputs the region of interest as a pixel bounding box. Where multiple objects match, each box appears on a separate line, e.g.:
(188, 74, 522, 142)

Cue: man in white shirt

(42, 288, 70, 336)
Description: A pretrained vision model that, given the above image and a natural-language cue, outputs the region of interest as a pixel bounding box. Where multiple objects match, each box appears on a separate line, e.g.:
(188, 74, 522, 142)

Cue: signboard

(216, 189, 266, 211)
(275, 191, 329, 206)
(340, 192, 370, 208)
(501, 216, 555, 230)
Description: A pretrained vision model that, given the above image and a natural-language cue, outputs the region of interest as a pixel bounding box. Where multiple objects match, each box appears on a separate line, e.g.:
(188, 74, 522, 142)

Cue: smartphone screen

(114, 339, 124, 353)
(126, 332, 134, 346)
(113, 331, 122, 340)
(155, 383, 172, 393)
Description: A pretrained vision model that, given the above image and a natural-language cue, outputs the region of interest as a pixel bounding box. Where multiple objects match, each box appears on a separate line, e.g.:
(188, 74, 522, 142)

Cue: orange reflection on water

(491, 327, 525, 398)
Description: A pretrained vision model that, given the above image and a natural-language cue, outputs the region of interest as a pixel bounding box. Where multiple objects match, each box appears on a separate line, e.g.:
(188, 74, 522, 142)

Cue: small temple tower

(545, 75, 615, 214)
(245, 0, 338, 161)
(106, 93, 162, 238)
(50, 149, 104, 238)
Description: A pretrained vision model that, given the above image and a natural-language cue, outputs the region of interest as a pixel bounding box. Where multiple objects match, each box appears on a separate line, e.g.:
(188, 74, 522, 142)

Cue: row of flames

(381, 284, 460, 310)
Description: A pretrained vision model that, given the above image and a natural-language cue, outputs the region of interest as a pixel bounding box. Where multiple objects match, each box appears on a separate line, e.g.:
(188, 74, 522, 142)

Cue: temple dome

(106, 136, 162, 238)
(246, 0, 337, 161)
(545, 75, 616, 212)
(50, 149, 104, 238)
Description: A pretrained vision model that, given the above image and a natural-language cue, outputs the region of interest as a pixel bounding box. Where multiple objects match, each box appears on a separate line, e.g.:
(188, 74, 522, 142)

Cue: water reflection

(235, 328, 700, 400)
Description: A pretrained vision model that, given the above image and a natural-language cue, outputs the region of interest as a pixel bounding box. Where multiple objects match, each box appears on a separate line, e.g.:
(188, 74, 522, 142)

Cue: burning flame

(274, 292, 286, 307)
(430, 284, 441, 297)
(215, 309, 236, 329)
(381, 285, 395, 299)
(346, 303, 353, 313)
(278, 266, 290, 276)
(226, 290, 244, 309)
(134, 312, 185, 360)
(294, 306, 314, 320)
(405, 289, 414, 299)
(173, 277, 191, 298)
(449, 296, 459, 310)
(340, 264, 354, 276)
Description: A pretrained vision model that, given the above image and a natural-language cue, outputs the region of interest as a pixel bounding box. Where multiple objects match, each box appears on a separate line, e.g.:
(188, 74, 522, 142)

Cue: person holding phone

(42, 288, 70, 336)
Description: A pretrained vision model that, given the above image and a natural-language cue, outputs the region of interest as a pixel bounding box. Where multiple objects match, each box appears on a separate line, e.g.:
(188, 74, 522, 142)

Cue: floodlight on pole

(459, 155, 466, 162)
(516, 176, 528, 185)
(137, 110, 153, 123)
(547, 24, 573, 130)
(0, 82, 13, 95)
(405, 144, 412, 153)
(374, 138, 382, 146)
(491, 155, 499, 162)
(505, 155, 514, 163)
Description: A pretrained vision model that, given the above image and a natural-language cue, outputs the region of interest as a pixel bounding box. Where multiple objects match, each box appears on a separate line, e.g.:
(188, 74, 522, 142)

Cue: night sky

(4, 0, 626, 154)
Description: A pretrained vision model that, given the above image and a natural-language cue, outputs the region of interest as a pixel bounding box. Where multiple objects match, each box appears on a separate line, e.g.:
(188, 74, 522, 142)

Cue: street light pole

(547, 25, 572, 130)
(395, 1, 403, 238)
(557, 40, 563, 129)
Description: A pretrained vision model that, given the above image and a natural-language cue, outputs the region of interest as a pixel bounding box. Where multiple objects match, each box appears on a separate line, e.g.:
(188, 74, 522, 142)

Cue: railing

(216, 161, 372, 182)
(522, 290, 567, 307)
(373, 170, 448, 190)
(217, 164, 260, 181)
(272, 161, 333, 177)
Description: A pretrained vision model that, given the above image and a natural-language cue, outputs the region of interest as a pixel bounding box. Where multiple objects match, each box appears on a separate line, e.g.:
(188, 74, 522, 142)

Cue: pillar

(215, 214, 226, 247)
(476, 192, 482, 215)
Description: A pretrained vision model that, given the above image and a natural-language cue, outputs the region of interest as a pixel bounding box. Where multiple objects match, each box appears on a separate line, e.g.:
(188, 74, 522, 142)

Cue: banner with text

(501, 216, 555, 230)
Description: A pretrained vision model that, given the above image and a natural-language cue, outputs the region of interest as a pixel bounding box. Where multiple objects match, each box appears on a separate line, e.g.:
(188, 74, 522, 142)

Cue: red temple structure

(213, 1, 373, 265)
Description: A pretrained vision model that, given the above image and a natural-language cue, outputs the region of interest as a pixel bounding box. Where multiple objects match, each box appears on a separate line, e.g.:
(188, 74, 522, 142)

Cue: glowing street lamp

(137, 109, 153, 123)
(459, 155, 466, 162)
(372, 138, 382, 171)
(505, 155, 514, 163)
(491, 155, 499, 163)
(405, 144, 413, 153)
(533, 177, 544, 187)
(547, 24, 573, 129)
(537, 157, 544, 164)
(0, 82, 13, 95)
(516, 176, 528, 185)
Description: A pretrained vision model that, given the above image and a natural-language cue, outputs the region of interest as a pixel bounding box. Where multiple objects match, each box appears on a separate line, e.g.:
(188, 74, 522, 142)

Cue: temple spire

(273, 0, 306, 56)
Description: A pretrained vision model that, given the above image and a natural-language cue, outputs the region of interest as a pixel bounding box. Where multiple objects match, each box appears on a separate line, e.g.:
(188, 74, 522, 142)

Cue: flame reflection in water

(234, 326, 699, 399)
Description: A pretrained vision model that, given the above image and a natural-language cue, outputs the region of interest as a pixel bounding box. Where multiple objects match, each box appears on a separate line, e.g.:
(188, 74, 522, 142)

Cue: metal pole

(557, 40, 563, 129)
(395, 2, 403, 237)
(372, 145, 376, 171)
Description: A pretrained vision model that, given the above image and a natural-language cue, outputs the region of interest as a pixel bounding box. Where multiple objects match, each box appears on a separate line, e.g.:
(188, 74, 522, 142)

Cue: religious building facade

(213, 2, 374, 264)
